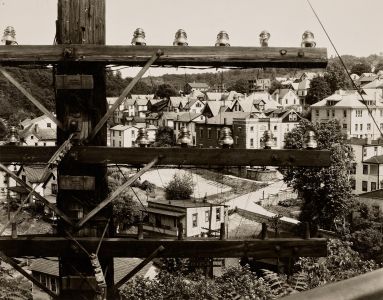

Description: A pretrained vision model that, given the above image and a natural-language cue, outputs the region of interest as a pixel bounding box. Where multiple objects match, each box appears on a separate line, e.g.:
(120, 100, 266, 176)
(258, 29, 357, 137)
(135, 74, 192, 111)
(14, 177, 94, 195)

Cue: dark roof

(145, 207, 185, 217)
(364, 155, 383, 164)
(31, 258, 155, 282)
(187, 82, 209, 88)
(348, 137, 383, 146)
(205, 112, 250, 125)
(358, 189, 383, 199)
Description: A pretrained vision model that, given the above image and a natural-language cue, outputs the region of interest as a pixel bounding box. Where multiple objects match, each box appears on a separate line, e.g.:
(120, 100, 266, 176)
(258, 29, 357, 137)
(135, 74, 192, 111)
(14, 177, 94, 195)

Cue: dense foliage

(305, 77, 332, 105)
(283, 119, 354, 231)
(350, 62, 371, 76)
(154, 83, 178, 99)
(324, 60, 353, 93)
(152, 126, 175, 147)
(164, 172, 194, 200)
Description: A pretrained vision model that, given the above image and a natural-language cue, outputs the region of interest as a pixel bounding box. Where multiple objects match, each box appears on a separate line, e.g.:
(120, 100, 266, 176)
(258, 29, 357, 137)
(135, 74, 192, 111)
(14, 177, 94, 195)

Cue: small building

(144, 200, 227, 238)
(173, 113, 206, 146)
(19, 115, 57, 146)
(184, 82, 209, 94)
(357, 189, 383, 213)
(271, 89, 302, 112)
(110, 125, 139, 147)
(248, 78, 271, 92)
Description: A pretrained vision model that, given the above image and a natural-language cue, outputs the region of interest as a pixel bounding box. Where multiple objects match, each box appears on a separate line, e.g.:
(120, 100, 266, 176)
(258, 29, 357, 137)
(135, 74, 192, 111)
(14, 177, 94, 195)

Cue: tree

(283, 119, 354, 231)
(155, 84, 178, 99)
(153, 126, 175, 147)
(350, 62, 371, 76)
(268, 80, 283, 94)
(227, 79, 248, 94)
(164, 172, 194, 200)
(0, 120, 7, 140)
(305, 77, 332, 105)
(325, 60, 352, 93)
(374, 62, 383, 74)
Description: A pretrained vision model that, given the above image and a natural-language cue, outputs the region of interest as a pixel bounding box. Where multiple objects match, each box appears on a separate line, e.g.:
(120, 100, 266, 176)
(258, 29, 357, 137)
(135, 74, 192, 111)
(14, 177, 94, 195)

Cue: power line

(306, 0, 383, 138)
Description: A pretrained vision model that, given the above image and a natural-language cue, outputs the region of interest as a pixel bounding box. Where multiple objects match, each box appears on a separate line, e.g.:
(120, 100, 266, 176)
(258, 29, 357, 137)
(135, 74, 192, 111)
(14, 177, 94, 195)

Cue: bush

(164, 172, 194, 200)
(278, 198, 302, 207)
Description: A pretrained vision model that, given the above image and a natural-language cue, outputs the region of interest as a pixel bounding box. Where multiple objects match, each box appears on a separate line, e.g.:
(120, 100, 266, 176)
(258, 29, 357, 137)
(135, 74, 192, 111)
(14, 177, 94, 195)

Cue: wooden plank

(76, 157, 159, 228)
(0, 237, 327, 258)
(87, 50, 162, 141)
(0, 146, 331, 167)
(55, 74, 94, 89)
(0, 251, 58, 298)
(0, 45, 327, 68)
(59, 175, 96, 190)
(0, 68, 64, 130)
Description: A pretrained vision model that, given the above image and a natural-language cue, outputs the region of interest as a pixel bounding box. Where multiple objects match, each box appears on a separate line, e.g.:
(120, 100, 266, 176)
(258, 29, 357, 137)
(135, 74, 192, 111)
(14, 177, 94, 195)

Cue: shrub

(164, 172, 194, 200)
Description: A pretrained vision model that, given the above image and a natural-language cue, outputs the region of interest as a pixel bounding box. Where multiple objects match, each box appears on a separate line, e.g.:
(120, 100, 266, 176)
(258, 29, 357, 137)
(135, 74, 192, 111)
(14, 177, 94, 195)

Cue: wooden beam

(0, 68, 64, 130)
(0, 146, 331, 167)
(0, 45, 327, 68)
(0, 163, 74, 226)
(0, 251, 58, 298)
(76, 157, 159, 228)
(0, 237, 327, 258)
(114, 245, 165, 290)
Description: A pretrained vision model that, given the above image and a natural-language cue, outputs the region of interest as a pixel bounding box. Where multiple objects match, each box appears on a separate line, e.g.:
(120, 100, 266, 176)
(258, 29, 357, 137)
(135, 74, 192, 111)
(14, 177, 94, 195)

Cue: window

(363, 148, 367, 157)
(380, 124, 383, 130)
(356, 110, 362, 117)
(216, 207, 221, 221)
(43, 142, 46, 146)
(285, 99, 288, 104)
(119, 131, 122, 137)
(327, 110, 330, 117)
(112, 140, 115, 147)
(350, 179, 356, 190)
(131, 130, 135, 138)
(35, 142, 38, 146)
(343, 110, 347, 118)
(332, 110, 335, 117)
(207, 128, 211, 139)
(367, 123, 371, 131)
(380, 109, 383, 117)
(217, 129, 221, 139)
(41, 274, 47, 287)
(289, 114, 297, 121)
(192, 213, 198, 227)
(205, 210, 210, 223)
(199, 128, 203, 138)
(51, 183, 58, 195)
(250, 138, 254, 148)
(196, 102, 201, 107)
(371, 182, 377, 191)
(273, 125, 277, 131)
(355, 124, 358, 131)
(375, 147, 378, 155)
(360, 124, 363, 131)
(235, 136, 239, 145)
(113, 131, 115, 137)
(21, 175, 26, 182)
(351, 163, 357, 174)
(119, 141, 122, 147)
(362, 181, 368, 192)
(315, 110, 319, 117)
(363, 164, 368, 175)
(250, 126, 254, 132)
(47, 123, 51, 128)
(30, 136, 34, 140)
(343, 124, 347, 129)
(294, 99, 296, 105)
(51, 278, 57, 292)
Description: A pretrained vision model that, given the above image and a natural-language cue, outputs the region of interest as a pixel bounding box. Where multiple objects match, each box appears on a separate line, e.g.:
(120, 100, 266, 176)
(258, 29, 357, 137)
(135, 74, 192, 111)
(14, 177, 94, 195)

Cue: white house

(144, 199, 227, 238)
(19, 115, 56, 146)
(271, 89, 302, 112)
(110, 125, 139, 147)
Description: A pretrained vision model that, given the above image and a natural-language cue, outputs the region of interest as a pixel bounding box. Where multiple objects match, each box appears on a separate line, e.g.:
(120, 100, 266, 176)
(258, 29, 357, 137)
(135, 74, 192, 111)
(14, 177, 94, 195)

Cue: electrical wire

(306, 0, 383, 138)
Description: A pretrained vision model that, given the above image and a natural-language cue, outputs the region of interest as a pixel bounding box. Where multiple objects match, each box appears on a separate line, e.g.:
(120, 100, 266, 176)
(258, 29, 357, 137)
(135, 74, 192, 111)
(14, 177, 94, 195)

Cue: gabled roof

(110, 124, 137, 131)
(34, 129, 56, 141)
(205, 92, 224, 101)
(149, 199, 224, 208)
(364, 155, 383, 164)
(297, 79, 311, 90)
(131, 94, 154, 100)
(174, 113, 202, 122)
(161, 112, 179, 120)
(169, 97, 186, 108)
(203, 101, 228, 116)
(134, 98, 149, 106)
(19, 165, 56, 183)
(183, 98, 204, 110)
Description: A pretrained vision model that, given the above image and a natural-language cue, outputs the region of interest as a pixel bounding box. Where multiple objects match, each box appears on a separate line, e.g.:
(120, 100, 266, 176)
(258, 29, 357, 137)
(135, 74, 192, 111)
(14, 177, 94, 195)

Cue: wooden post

(219, 223, 225, 240)
(56, 1, 114, 299)
(177, 220, 184, 240)
(261, 223, 268, 240)
(137, 223, 144, 240)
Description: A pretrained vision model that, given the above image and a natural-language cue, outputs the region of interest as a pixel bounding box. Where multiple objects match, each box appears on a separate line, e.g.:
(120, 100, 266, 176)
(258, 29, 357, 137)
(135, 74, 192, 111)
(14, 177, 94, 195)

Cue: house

(107, 97, 124, 124)
(358, 73, 377, 87)
(201, 101, 228, 118)
(195, 112, 250, 148)
(133, 98, 149, 118)
(30, 257, 157, 299)
(248, 78, 271, 92)
(158, 112, 179, 128)
(348, 138, 383, 194)
(110, 125, 139, 147)
(173, 113, 206, 146)
(357, 190, 383, 213)
(311, 89, 383, 139)
(169, 97, 188, 112)
(182, 98, 205, 114)
(123, 98, 135, 117)
(271, 89, 302, 112)
(232, 109, 300, 149)
(296, 78, 311, 102)
(227, 92, 280, 113)
(184, 82, 209, 94)
(143, 199, 227, 238)
(19, 115, 57, 146)
(204, 92, 225, 101)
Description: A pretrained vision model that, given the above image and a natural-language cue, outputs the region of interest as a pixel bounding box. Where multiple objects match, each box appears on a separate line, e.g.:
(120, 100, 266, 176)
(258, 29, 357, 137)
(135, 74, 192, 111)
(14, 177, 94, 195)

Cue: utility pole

(55, 1, 113, 299)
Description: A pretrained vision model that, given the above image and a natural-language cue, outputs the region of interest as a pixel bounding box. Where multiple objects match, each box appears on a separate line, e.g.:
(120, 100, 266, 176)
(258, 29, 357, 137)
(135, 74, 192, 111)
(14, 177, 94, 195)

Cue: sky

(0, 0, 382, 77)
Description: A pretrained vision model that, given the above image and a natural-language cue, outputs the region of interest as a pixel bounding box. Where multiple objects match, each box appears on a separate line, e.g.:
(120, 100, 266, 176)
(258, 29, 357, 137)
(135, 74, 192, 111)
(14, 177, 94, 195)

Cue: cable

(306, 0, 383, 138)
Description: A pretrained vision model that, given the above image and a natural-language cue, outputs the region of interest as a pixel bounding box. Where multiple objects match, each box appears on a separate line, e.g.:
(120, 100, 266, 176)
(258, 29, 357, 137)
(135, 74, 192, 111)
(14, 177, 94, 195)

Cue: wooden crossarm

(0, 68, 64, 130)
(0, 163, 74, 226)
(75, 157, 159, 228)
(0, 251, 58, 298)
(0, 237, 327, 258)
(114, 245, 165, 290)
(0, 45, 327, 68)
(87, 50, 163, 141)
(0, 146, 331, 167)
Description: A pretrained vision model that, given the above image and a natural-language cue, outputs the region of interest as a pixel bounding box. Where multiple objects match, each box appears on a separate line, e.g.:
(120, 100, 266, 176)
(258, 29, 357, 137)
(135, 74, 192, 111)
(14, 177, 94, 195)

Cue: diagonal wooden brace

(0, 250, 58, 298)
(76, 157, 159, 228)
(86, 49, 163, 142)
(0, 163, 74, 227)
(114, 245, 165, 290)
(0, 67, 64, 130)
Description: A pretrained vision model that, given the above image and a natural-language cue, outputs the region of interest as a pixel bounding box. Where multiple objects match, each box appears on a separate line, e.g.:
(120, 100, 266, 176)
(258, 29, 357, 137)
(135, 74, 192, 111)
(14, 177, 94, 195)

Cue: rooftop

(358, 189, 383, 200)
(148, 199, 224, 208)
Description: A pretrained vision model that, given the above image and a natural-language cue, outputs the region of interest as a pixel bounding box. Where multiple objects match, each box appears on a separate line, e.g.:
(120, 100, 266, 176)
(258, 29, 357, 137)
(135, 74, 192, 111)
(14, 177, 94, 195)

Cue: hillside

(0, 54, 382, 127)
